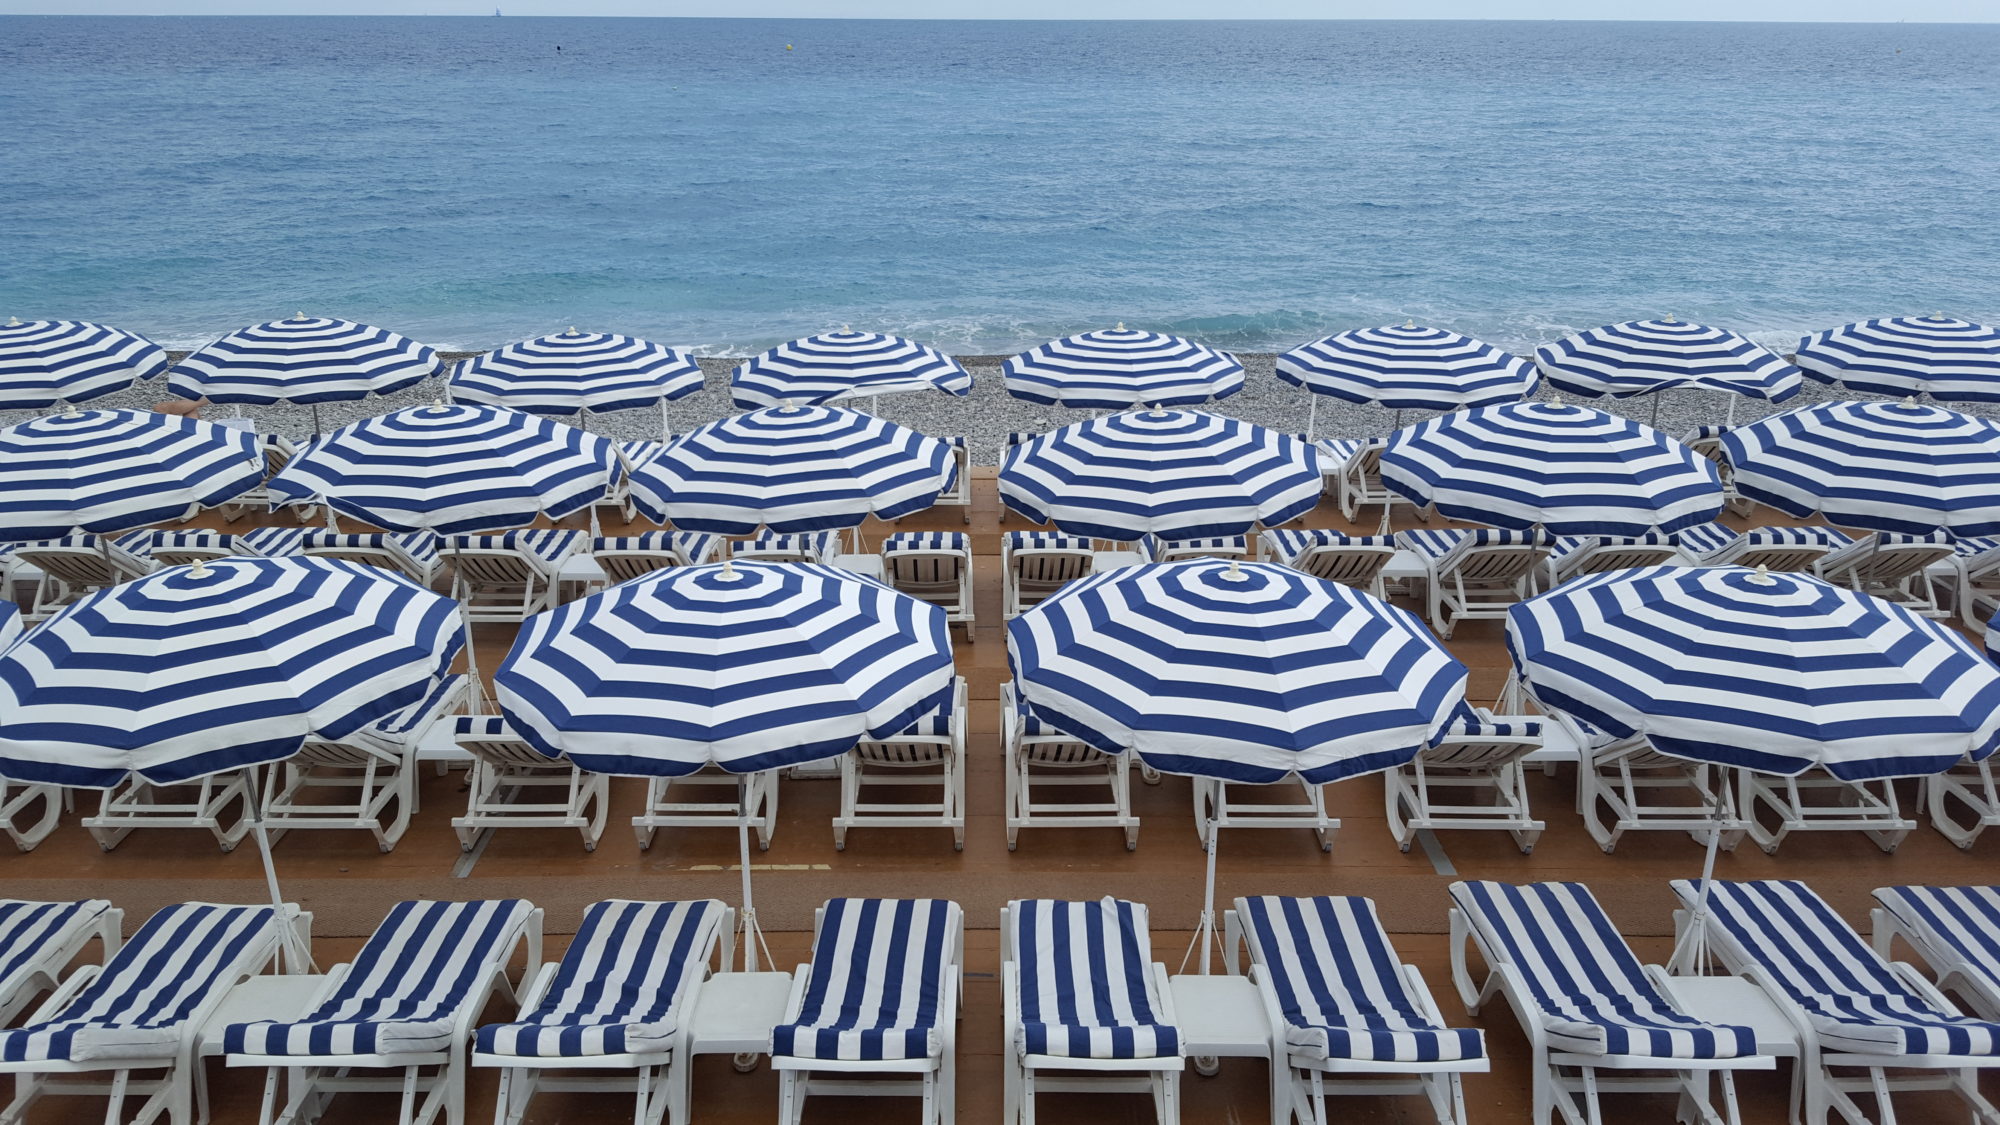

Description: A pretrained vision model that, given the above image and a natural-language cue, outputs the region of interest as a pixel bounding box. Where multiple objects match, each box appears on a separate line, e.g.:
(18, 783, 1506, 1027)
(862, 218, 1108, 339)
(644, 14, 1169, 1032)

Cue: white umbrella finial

(295, 311, 306, 320)
(1749, 564, 1776, 586)
(1220, 559, 1248, 582)
(189, 558, 212, 578)
(1115, 322, 1125, 331)
(1405, 319, 1416, 329)
(6, 317, 18, 327)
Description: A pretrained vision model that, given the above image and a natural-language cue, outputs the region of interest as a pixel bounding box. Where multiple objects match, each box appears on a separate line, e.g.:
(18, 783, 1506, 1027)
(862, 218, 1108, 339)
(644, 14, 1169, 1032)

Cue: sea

(1, 16, 1996, 357)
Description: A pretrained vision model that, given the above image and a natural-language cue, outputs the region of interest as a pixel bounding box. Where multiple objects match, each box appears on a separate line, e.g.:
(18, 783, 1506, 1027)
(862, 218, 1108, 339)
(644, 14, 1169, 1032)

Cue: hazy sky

(2, 0, 1994, 19)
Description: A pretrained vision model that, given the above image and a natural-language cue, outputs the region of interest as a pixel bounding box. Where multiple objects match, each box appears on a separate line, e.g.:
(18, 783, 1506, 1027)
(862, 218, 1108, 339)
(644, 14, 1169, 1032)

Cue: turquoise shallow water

(1, 16, 1995, 355)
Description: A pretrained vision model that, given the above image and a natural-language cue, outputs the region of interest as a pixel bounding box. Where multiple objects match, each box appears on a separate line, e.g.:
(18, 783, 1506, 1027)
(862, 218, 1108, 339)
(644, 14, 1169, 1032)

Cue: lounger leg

(1864, 1068, 1897, 1125)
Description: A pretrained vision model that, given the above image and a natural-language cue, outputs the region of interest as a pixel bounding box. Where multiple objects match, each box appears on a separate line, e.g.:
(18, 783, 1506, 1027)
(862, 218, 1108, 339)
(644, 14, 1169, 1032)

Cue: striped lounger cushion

(1436, 704, 1542, 741)
(770, 898, 958, 1063)
(0, 900, 110, 998)
(301, 530, 443, 573)
(1315, 438, 1365, 467)
(444, 529, 587, 565)
(1450, 881, 1755, 1059)
(1261, 528, 1395, 565)
(1397, 527, 1554, 562)
(1548, 532, 1674, 562)
(477, 900, 724, 1059)
(882, 532, 970, 553)
(0, 903, 280, 1063)
(1240, 896, 1483, 1063)
(1003, 531, 1091, 552)
(115, 530, 240, 558)
(739, 532, 841, 563)
(591, 530, 722, 564)
(1686, 880, 2000, 1057)
(617, 441, 667, 477)
(225, 900, 532, 1058)
(1011, 897, 1179, 1060)
(1877, 886, 2000, 1002)
(236, 526, 312, 557)
(1138, 535, 1248, 562)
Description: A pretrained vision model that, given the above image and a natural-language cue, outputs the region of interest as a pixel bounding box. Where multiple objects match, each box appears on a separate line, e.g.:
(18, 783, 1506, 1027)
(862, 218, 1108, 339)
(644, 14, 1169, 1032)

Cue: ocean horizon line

(5, 12, 1998, 23)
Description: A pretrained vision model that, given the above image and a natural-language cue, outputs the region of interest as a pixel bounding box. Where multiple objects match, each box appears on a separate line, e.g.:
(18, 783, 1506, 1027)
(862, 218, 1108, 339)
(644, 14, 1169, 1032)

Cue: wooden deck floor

(5, 474, 1996, 1123)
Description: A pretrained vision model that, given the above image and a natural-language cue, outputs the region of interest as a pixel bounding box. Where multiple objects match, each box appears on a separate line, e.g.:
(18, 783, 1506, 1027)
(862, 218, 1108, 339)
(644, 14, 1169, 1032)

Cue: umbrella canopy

(169, 314, 439, 404)
(1004, 326, 1244, 409)
(0, 410, 264, 542)
(730, 330, 971, 410)
(0, 556, 462, 788)
(999, 409, 1322, 541)
(1508, 564, 2000, 781)
(1009, 559, 1468, 784)
(1535, 318, 1802, 401)
(1721, 399, 2000, 537)
(449, 329, 704, 416)
(268, 404, 613, 534)
(1380, 401, 1723, 537)
(0, 319, 171, 409)
(1276, 323, 1537, 411)
(496, 560, 954, 776)
(0, 601, 20, 650)
(628, 405, 955, 534)
(1795, 315, 2000, 403)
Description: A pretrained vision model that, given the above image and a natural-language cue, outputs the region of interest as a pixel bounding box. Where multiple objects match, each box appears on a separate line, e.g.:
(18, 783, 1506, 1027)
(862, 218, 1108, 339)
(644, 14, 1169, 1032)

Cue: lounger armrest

(780, 964, 812, 1025)
(1148, 963, 1186, 1056)
(510, 962, 563, 1017)
(1001, 961, 1022, 1055)
(1891, 960, 1967, 1015)
(23, 964, 102, 1026)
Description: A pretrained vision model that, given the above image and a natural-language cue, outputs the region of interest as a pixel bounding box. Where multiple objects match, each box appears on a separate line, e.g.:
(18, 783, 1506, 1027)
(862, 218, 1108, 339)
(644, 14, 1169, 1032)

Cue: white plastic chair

(835, 677, 966, 851)
(1397, 528, 1555, 639)
(1815, 531, 1955, 618)
(1002, 684, 1139, 851)
(880, 532, 975, 639)
(1259, 529, 1397, 599)
(1386, 708, 1546, 854)
(1002, 531, 1095, 619)
(451, 714, 609, 853)
(444, 530, 586, 622)
(13, 535, 156, 621)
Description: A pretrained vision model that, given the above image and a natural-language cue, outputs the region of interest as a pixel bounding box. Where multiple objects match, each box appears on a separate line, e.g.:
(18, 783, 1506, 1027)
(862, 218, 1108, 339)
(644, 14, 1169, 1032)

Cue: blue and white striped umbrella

(1380, 401, 1723, 536)
(1276, 323, 1538, 411)
(0, 556, 462, 787)
(0, 601, 20, 651)
(1535, 318, 1802, 401)
(1508, 565, 2000, 780)
(1721, 400, 2000, 536)
(628, 405, 955, 534)
(269, 404, 613, 534)
(999, 409, 1322, 541)
(0, 319, 171, 408)
(449, 329, 704, 416)
(730, 330, 971, 410)
(169, 314, 439, 405)
(1795, 316, 2000, 403)
(1009, 560, 1468, 784)
(1004, 326, 1244, 409)
(0, 410, 264, 542)
(496, 561, 954, 776)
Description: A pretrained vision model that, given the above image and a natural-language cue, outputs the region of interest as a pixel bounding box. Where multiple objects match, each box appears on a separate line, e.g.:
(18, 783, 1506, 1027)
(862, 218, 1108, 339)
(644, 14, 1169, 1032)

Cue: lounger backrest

(1010, 897, 1172, 1057)
(855, 677, 962, 766)
(454, 714, 556, 768)
(883, 532, 970, 600)
(1421, 707, 1544, 770)
(287, 900, 531, 1030)
(136, 530, 242, 566)
(306, 673, 466, 759)
(1141, 536, 1250, 563)
(773, 898, 959, 1060)
(15, 539, 148, 586)
(445, 530, 584, 584)
(1450, 881, 1672, 1020)
(1238, 896, 1454, 1040)
(20, 903, 277, 1038)
(1012, 548, 1093, 592)
(1875, 885, 2000, 994)
(1295, 544, 1396, 585)
(0, 900, 109, 990)
(301, 531, 438, 582)
(1679, 880, 1913, 1005)
(1005, 683, 1113, 765)
(1554, 536, 1679, 582)
(1437, 530, 1553, 581)
(735, 532, 839, 563)
(1821, 532, 1954, 583)
(475, 899, 724, 1056)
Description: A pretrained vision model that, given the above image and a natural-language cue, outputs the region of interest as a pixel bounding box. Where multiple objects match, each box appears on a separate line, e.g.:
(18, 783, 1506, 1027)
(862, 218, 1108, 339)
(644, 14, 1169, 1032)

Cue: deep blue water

(1, 16, 1995, 355)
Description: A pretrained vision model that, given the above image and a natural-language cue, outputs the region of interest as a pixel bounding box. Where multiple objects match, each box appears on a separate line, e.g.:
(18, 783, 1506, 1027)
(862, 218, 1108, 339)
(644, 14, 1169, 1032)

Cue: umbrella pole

(1726, 394, 1739, 428)
(1650, 393, 1662, 429)
(249, 792, 317, 974)
(311, 404, 322, 438)
(1182, 812, 1222, 976)
(1668, 783, 1729, 975)
(661, 400, 672, 443)
(1306, 397, 1318, 442)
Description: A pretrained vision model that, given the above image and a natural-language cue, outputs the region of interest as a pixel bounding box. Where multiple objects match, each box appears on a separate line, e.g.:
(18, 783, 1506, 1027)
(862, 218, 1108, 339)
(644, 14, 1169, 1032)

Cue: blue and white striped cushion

(300, 530, 442, 572)
(1011, 898, 1179, 1060)
(454, 713, 517, 741)
(1549, 532, 1675, 563)
(225, 900, 532, 1058)
(1875, 886, 2000, 1003)
(769, 898, 958, 1062)
(1261, 528, 1395, 565)
(115, 530, 236, 558)
(591, 531, 721, 564)
(444, 529, 586, 565)
(346, 674, 464, 753)
(1004, 531, 1091, 552)
(1820, 529, 1950, 573)
(237, 526, 311, 557)
(1240, 896, 1484, 1063)
(738, 532, 841, 562)
(1954, 537, 2000, 560)
(1437, 704, 1542, 740)
(1314, 438, 1365, 467)
(1006, 431, 1038, 448)
(1449, 881, 1755, 1060)
(1006, 683, 1069, 738)
(1396, 527, 1554, 561)
(1671, 521, 1740, 558)
(0, 900, 111, 1000)
(476, 900, 724, 1059)
(882, 532, 970, 554)
(0, 903, 281, 1063)
(1686, 880, 2000, 1057)
(1138, 535, 1248, 562)
(1686, 425, 1731, 441)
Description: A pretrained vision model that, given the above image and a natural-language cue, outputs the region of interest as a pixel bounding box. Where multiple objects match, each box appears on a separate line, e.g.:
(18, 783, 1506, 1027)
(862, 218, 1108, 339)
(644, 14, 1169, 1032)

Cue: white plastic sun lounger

(1545, 709, 1746, 855)
(1235, 895, 1487, 1125)
(1449, 880, 1771, 1125)
(13, 534, 156, 621)
(299, 530, 443, 589)
(1927, 751, 2000, 849)
(0, 900, 120, 1027)
(221, 433, 299, 523)
(1138, 535, 1250, 563)
(83, 767, 257, 853)
(1545, 532, 1680, 587)
(835, 676, 967, 851)
(117, 530, 257, 567)
(0, 901, 308, 1125)
(1815, 531, 1955, 618)
(1871, 885, 2000, 1021)
(879, 532, 975, 638)
(444, 529, 586, 622)
(1397, 528, 1555, 639)
(0, 781, 63, 853)
(1001, 683, 1140, 851)
(475, 899, 728, 1125)
(1944, 535, 2000, 630)
(1003, 897, 1183, 1125)
(1258, 528, 1397, 599)
(731, 532, 843, 564)
(1386, 707, 1547, 854)
(1670, 878, 2000, 1125)
(1333, 440, 1420, 525)
(225, 898, 542, 1125)
(1003, 531, 1094, 618)
(770, 898, 963, 1125)
(451, 713, 609, 853)
(1673, 522, 1852, 572)
(589, 531, 722, 589)
(935, 435, 973, 523)
(260, 673, 470, 852)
